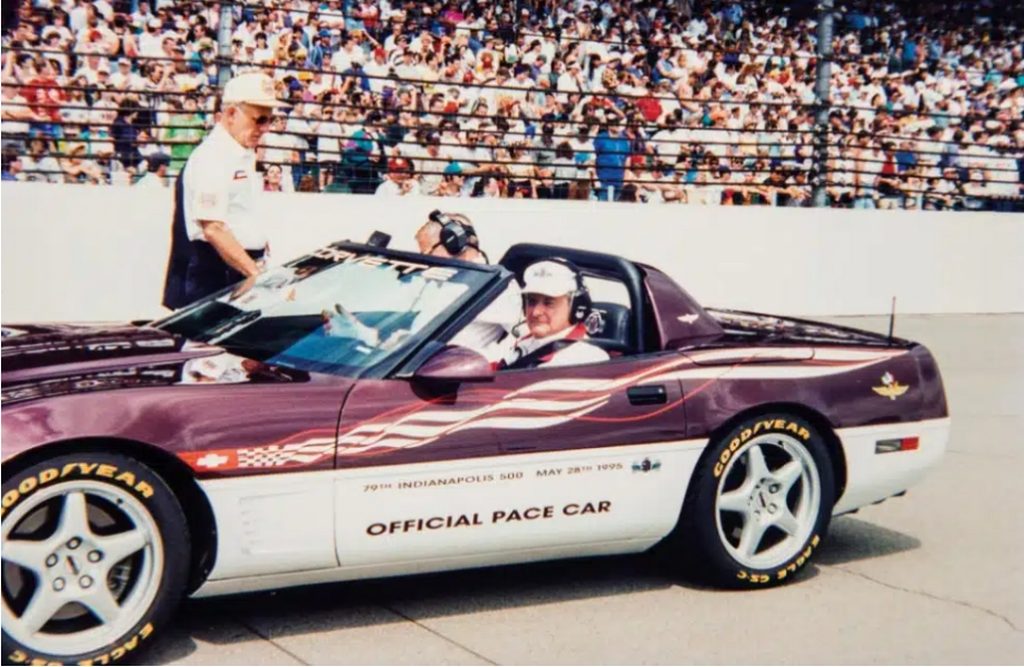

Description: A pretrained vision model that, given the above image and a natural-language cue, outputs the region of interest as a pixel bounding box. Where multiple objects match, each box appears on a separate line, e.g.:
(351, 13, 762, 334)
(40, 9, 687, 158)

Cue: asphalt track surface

(150, 314, 1024, 665)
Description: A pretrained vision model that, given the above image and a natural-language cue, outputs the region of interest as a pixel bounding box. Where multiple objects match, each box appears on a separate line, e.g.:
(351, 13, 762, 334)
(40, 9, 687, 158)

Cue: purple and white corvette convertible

(1, 240, 949, 665)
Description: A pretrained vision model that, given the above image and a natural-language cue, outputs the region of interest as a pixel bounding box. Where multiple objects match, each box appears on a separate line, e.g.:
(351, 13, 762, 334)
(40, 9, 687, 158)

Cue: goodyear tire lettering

(114, 471, 135, 487)
(713, 419, 813, 479)
(0, 463, 155, 519)
(18, 477, 38, 495)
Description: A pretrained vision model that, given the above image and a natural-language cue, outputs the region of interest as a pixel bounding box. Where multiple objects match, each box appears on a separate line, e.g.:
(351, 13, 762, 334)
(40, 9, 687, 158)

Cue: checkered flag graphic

(236, 440, 334, 468)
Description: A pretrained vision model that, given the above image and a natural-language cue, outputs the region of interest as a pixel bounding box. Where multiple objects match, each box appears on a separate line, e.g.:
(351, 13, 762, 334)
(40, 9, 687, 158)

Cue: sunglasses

(241, 105, 272, 125)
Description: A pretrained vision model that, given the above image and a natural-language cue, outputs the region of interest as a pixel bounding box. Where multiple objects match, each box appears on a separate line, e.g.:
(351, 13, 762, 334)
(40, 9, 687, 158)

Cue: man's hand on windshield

(380, 328, 411, 351)
(322, 304, 381, 346)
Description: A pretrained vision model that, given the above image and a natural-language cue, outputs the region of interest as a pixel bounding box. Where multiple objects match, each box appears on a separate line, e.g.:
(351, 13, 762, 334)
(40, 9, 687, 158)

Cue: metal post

(811, 0, 834, 207)
(216, 1, 235, 89)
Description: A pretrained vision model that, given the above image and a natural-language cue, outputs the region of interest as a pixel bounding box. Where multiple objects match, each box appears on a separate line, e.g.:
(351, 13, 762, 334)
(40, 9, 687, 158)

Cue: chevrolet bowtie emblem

(872, 372, 909, 400)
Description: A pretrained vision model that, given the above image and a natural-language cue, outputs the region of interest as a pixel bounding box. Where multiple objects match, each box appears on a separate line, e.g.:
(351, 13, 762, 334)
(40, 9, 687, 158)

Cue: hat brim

(224, 96, 289, 108)
(522, 284, 575, 298)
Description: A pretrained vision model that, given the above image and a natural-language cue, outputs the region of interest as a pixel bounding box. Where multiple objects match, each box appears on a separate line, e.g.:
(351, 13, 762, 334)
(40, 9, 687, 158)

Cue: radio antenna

(887, 296, 897, 344)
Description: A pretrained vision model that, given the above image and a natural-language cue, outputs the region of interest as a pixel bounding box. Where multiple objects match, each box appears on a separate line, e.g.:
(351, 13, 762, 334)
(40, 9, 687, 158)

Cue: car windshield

(155, 245, 491, 376)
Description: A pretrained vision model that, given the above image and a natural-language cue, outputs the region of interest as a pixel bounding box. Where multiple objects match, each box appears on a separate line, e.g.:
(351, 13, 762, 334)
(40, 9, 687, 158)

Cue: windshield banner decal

(309, 246, 457, 282)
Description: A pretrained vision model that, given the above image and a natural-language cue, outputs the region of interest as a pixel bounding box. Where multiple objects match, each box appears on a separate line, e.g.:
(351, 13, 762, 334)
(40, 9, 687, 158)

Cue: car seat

(584, 302, 632, 355)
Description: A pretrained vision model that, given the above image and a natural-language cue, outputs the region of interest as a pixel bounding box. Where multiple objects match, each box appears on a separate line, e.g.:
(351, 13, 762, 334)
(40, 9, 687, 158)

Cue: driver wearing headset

(415, 210, 489, 264)
(497, 259, 609, 370)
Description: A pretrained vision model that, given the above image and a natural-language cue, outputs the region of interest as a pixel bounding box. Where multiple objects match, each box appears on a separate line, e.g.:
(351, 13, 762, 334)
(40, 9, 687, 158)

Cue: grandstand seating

(1, 0, 1021, 210)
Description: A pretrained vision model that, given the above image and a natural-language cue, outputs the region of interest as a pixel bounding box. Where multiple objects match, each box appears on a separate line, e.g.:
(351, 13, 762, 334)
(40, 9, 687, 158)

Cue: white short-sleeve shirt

(182, 124, 267, 250)
(500, 324, 609, 369)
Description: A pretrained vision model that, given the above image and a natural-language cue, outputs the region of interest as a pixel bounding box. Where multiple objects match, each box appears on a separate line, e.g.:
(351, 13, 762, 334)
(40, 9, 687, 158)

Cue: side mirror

(366, 230, 392, 248)
(414, 346, 494, 383)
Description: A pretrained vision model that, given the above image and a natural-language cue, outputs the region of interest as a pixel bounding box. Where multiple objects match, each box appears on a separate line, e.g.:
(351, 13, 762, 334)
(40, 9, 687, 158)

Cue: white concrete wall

(2, 181, 1022, 322)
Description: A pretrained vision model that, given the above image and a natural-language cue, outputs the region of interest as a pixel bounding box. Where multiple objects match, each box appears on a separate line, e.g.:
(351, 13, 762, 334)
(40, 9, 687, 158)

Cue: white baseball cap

(222, 72, 287, 108)
(522, 260, 578, 297)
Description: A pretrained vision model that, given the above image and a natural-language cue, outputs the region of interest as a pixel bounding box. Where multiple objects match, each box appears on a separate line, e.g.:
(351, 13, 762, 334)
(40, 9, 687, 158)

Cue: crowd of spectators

(2, 0, 1022, 210)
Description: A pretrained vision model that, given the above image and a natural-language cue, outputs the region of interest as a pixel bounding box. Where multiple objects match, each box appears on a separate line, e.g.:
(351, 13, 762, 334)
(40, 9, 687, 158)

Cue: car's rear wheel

(675, 413, 836, 588)
(1, 451, 189, 665)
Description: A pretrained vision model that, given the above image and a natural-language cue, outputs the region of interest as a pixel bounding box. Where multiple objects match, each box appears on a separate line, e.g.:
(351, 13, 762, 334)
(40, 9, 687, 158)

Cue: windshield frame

(153, 241, 507, 379)
(390, 270, 517, 379)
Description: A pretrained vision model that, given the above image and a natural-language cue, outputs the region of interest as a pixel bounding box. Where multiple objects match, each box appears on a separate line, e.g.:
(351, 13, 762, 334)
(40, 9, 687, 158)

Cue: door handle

(503, 444, 538, 452)
(627, 385, 667, 406)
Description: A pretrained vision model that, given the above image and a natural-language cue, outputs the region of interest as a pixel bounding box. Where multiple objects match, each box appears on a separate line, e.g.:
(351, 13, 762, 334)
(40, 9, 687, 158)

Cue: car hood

(1, 322, 305, 405)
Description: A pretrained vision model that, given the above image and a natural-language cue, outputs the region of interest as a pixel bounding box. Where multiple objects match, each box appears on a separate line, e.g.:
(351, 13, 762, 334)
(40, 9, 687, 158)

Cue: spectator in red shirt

(636, 88, 664, 124)
(21, 58, 66, 125)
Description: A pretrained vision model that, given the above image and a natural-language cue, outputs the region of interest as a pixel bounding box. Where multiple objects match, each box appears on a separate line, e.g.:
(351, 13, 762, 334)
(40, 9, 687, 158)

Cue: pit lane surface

(151, 314, 1024, 665)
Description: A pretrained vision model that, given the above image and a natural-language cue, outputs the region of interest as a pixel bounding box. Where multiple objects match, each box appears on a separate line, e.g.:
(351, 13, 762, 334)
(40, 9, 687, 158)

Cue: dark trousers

(183, 241, 265, 304)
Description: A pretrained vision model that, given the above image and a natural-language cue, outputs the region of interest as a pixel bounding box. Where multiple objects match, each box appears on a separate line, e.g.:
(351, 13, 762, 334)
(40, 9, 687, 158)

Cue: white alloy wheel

(1, 480, 164, 657)
(713, 432, 822, 571)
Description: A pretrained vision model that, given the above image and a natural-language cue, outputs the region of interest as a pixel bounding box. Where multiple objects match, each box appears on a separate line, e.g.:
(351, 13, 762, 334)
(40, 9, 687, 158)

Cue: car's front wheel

(1, 451, 189, 665)
(676, 413, 836, 588)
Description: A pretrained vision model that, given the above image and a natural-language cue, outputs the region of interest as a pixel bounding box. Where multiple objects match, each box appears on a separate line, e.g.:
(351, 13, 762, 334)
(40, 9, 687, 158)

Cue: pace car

(1, 240, 950, 665)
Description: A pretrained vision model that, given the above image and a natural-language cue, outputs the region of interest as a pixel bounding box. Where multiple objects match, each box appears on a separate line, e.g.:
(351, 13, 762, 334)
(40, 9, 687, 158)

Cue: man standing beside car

(162, 72, 285, 309)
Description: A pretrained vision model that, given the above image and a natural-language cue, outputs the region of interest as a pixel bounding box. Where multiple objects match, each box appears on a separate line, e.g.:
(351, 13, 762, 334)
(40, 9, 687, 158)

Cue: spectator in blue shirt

(2, 149, 21, 181)
(341, 62, 371, 93)
(901, 38, 918, 70)
(927, 36, 943, 64)
(594, 117, 631, 201)
(723, 3, 743, 26)
(896, 141, 918, 173)
(846, 11, 867, 30)
(306, 34, 327, 70)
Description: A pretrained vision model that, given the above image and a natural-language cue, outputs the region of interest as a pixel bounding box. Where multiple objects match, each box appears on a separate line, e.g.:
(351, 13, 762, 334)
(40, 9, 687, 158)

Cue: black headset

(428, 210, 482, 258)
(522, 257, 593, 325)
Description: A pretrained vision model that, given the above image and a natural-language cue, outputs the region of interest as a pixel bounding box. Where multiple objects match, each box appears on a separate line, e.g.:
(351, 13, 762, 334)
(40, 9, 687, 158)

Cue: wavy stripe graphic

(447, 401, 612, 434)
(337, 395, 610, 443)
(648, 351, 905, 383)
(339, 395, 612, 452)
(182, 346, 909, 470)
(505, 356, 691, 397)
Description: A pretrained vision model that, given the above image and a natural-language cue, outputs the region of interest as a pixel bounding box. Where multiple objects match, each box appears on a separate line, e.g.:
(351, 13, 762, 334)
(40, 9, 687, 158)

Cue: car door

(483, 352, 701, 553)
(332, 374, 506, 568)
(331, 349, 700, 570)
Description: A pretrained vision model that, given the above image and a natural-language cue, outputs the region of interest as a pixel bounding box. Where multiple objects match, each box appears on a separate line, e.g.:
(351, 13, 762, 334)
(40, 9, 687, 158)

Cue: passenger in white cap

(496, 259, 609, 370)
(162, 72, 287, 309)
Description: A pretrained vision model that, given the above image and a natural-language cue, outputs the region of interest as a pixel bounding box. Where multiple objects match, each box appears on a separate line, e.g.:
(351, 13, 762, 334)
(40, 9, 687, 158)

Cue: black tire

(1, 451, 190, 665)
(673, 412, 836, 588)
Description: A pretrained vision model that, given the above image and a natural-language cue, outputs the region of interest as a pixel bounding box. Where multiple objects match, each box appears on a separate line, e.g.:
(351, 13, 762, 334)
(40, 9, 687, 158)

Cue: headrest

(583, 302, 631, 353)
